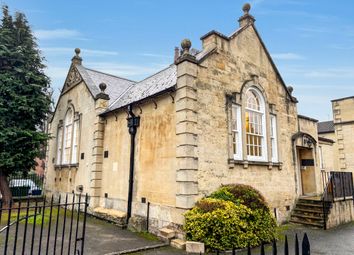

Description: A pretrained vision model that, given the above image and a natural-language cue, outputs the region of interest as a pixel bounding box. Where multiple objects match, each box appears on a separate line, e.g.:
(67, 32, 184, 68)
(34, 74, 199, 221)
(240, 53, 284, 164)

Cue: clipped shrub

(210, 184, 267, 210)
(184, 198, 256, 250)
(184, 185, 277, 250)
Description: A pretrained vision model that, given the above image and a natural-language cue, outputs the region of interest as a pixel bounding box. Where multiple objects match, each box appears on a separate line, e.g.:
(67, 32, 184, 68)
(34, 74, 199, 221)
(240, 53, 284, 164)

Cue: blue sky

(2, 0, 354, 121)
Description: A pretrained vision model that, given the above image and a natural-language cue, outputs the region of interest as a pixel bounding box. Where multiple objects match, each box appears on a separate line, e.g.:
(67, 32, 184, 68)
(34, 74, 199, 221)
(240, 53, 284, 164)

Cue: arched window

(63, 108, 74, 164)
(245, 88, 267, 161)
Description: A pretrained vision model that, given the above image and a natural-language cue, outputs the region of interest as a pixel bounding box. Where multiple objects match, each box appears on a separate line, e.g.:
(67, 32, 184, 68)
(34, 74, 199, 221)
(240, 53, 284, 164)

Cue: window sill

(228, 159, 282, 170)
(54, 164, 79, 170)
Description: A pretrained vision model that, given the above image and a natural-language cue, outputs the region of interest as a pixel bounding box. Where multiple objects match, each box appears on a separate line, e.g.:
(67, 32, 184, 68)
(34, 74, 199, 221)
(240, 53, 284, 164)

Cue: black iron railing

(0, 193, 88, 255)
(213, 233, 310, 255)
(321, 171, 354, 229)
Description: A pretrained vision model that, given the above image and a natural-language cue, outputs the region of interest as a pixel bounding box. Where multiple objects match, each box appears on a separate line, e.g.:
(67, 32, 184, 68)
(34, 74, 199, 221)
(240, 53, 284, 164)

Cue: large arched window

(245, 88, 267, 161)
(56, 106, 80, 166)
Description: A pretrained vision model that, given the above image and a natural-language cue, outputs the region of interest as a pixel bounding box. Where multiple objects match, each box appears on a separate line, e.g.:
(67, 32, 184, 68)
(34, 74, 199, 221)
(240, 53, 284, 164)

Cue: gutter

(126, 104, 140, 225)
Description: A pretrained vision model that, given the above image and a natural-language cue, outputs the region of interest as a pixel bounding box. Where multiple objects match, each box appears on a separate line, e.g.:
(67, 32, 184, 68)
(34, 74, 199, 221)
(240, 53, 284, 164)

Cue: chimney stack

(238, 3, 255, 27)
(174, 47, 180, 62)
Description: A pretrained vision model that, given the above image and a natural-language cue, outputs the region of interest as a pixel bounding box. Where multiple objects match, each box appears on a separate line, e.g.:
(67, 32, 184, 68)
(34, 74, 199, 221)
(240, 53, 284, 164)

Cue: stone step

(291, 213, 323, 221)
(298, 199, 323, 205)
(171, 239, 186, 250)
(297, 202, 323, 208)
(293, 207, 324, 214)
(290, 219, 324, 228)
(186, 241, 205, 254)
(158, 228, 176, 240)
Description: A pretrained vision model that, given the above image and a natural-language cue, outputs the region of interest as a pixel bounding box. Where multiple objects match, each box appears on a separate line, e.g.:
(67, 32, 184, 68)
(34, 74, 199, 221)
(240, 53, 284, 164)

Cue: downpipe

(126, 104, 140, 225)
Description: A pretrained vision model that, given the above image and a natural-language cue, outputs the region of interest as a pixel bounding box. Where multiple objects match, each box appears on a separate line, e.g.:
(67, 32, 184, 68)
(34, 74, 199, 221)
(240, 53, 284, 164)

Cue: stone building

(316, 97, 354, 228)
(46, 4, 330, 232)
(318, 96, 354, 172)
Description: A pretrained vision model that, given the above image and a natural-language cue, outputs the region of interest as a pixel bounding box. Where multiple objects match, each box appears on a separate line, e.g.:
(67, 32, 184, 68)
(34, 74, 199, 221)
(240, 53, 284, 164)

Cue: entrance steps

(290, 196, 329, 229)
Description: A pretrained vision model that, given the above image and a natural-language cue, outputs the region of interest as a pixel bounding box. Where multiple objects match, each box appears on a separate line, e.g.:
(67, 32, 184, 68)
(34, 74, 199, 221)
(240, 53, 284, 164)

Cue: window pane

(245, 90, 264, 159)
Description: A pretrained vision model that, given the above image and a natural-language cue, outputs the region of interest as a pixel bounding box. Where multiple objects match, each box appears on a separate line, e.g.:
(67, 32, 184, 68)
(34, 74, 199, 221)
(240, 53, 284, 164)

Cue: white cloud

(45, 66, 68, 80)
(41, 47, 118, 56)
(281, 66, 354, 78)
(84, 61, 169, 79)
(272, 53, 305, 60)
(34, 29, 84, 40)
(139, 53, 170, 58)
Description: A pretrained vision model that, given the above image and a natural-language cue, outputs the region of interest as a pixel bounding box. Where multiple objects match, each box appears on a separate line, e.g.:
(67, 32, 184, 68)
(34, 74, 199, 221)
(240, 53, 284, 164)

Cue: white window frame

(56, 126, 63, 165)
(63, 108, 74, 164)
(270, 114, 278, 162)
(232, 104, 242, 160)
(71, 119, 79, 164)
(245, 88, 267, 162)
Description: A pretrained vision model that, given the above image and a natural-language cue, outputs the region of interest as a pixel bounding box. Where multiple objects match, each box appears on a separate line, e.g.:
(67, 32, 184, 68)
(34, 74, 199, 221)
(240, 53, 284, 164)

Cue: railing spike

(302, 233, 310, 255)
(284, 235, 289, 255)
(272, 239, 277, 255)
(260, 242, 265, 255)
(295, 233, 299, 255)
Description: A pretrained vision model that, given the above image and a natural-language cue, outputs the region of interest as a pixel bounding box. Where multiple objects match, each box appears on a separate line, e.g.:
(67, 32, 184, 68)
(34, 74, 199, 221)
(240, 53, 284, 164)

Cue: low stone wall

(327, 199, 354, 229)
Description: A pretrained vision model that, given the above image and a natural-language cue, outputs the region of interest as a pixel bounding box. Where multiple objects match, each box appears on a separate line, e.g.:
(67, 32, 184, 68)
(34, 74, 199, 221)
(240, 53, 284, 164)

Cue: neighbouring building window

(319, 146, 324, 169)
(56, 126, 63, 165)
(245, 88, 267, 161)
(231, 104, 242, 160)
(63, 108, 73, 164)
(270, 114, 278, 162)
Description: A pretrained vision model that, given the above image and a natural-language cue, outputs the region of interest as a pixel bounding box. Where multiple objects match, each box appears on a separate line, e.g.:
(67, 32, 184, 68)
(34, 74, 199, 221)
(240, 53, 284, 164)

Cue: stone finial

(242, 3, 251, 14)
(99, 82, 107, 93)
(75, 48, 81, 56)
(287, 86, 294, 95)
(72, 48, 82, 65)
(95, 82, 110, 100)
(181, 39, 192, 55)
(238, 3, 255, 27)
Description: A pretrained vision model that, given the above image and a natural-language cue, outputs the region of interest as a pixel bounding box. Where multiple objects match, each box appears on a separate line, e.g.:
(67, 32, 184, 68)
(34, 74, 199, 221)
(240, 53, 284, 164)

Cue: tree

(0, 6, 51, 206)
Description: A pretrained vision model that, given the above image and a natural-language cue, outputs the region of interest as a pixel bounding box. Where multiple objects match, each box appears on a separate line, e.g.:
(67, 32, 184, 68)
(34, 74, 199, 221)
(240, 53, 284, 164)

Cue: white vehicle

(9, 179, 41, 195)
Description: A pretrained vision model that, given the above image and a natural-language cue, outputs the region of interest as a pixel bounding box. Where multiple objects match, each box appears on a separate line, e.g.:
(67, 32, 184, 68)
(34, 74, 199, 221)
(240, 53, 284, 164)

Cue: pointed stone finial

(238, 3, 255, 27)
(99, 82, 107, 93)
(181, 39, 192, 55)
(72, 48, 82, 65)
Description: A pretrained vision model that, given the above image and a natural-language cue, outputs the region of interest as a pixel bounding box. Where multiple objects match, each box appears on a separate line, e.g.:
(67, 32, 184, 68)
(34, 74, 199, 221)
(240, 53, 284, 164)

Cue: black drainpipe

(126, 104, 140, 225)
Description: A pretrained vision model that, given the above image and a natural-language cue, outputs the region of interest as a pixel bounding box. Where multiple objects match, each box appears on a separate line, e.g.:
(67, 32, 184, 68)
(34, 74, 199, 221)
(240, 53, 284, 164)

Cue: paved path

(133, 222, 354, 255)
(1, 214, 354, 254)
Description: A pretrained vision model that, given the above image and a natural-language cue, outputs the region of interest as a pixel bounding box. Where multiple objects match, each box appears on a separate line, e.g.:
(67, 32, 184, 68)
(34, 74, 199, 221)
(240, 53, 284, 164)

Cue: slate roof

(318, 121, 335, 134)
(107, 64, 177, 112)
(76, 65, 135, 105)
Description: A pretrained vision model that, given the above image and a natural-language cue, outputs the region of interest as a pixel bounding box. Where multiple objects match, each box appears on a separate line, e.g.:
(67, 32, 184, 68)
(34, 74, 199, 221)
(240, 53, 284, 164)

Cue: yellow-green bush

(184, 185, 277, 250)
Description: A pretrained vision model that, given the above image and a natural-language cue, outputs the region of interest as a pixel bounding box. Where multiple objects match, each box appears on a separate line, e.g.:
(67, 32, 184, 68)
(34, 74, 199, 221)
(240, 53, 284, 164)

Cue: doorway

(297, 147, 317, 195)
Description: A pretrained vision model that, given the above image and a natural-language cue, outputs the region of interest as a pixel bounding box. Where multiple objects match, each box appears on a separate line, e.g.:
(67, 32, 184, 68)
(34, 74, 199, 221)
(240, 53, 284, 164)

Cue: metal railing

(213, 233, 310, 255)
(321, 171, 354, 229)
(0, 193, 88, 255)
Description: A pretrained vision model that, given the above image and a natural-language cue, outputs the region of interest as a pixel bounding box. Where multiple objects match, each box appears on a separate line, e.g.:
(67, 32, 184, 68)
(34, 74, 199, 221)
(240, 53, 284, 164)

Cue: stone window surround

(55, 104, 81, 168)
(227, 79, 282, 169)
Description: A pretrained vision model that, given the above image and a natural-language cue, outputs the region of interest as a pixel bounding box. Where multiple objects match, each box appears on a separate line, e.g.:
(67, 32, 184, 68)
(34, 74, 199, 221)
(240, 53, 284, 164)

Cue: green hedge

(184, 184, 277, 250)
